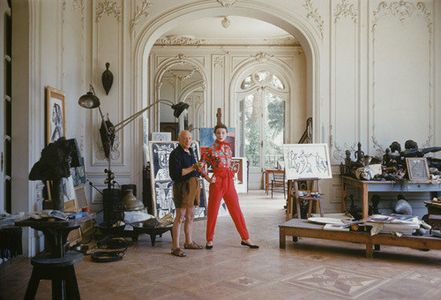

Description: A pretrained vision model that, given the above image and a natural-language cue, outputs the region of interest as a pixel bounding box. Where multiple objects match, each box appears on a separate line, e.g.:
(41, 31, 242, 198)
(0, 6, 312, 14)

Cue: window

(238, 70, 287, 169)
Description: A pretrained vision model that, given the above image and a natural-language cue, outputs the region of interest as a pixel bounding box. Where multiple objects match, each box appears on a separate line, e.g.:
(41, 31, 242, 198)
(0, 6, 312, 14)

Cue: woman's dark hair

(214, 124, 228, 133)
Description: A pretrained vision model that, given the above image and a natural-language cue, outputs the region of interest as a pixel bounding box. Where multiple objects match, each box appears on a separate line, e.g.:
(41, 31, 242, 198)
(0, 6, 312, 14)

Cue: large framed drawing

(149, 141, 207, 218)
(45, 86, 66, 145)
(283, 143, 332, 179)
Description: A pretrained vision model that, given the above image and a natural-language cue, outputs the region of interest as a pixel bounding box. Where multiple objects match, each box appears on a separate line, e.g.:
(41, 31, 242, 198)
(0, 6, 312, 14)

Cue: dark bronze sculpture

(29, 138, 81, 211)
(101, 62, 114, 95)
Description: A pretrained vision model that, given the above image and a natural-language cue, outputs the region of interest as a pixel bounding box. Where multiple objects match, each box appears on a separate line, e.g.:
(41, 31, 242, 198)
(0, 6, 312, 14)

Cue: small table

(263, 168, 285, 194)
(131, 224, 173, 246)
(341, 176, 441, 220)
(16, 218, 85, 258)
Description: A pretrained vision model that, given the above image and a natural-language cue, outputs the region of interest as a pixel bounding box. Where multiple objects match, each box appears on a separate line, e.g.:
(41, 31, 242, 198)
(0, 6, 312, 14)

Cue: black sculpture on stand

(29, 138, 82, 211)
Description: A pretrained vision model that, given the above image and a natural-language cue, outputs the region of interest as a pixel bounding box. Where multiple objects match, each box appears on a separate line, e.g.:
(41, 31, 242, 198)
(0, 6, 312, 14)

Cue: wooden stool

(24, 251, 83, 300)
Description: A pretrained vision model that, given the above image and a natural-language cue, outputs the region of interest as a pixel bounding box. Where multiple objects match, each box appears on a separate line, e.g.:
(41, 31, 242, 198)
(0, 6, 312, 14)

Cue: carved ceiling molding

(372, 1, 432, 33)
(253, 52, 274, 63)
(334, 0, 358, 23)
(213, 55, 225, 68)
(96, 0, 121, 23)
(130, 0, 152, 33)
(217, 0, 238, 8)
(155, 35, 205, 46)
(303, 0, 324, 39)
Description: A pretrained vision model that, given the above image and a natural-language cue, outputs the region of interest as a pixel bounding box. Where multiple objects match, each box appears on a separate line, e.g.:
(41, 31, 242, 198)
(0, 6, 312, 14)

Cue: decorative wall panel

(331, 0, 360, 162)
(370, 0, 433, 151)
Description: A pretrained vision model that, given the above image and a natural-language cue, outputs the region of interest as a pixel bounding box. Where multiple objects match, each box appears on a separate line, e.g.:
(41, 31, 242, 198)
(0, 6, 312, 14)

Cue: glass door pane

(243, 94, 261, 167)
(263, 92, 284, 168)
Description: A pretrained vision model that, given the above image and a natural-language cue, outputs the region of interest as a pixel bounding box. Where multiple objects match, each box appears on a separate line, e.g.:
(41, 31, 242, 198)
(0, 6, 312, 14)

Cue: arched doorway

(132, 2, 321, 190)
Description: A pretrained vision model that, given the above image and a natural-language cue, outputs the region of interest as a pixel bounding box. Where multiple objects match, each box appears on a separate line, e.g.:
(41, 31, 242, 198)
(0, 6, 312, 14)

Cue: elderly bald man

(168, 130, 204, 257)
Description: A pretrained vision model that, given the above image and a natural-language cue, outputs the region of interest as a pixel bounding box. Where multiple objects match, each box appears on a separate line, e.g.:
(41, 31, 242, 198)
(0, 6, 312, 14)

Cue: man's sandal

(171, 248, 187, 257)
(183, 241, 203, 249)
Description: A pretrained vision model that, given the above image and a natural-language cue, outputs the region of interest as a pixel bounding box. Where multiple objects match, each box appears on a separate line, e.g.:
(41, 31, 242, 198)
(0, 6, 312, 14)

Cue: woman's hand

(208, 175, 216, 184)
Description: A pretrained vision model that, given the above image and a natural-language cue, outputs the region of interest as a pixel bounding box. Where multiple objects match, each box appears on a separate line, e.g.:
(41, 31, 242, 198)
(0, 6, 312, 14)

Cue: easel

(287, 178, 323, 220)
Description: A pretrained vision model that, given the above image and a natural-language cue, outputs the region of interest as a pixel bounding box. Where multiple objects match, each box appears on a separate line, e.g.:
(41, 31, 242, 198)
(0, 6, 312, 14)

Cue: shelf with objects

(340, 140, 441, 221)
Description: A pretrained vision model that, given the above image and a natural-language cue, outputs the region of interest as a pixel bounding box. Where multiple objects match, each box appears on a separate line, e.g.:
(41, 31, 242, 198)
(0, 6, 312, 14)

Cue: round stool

(24, 251, 83, 300)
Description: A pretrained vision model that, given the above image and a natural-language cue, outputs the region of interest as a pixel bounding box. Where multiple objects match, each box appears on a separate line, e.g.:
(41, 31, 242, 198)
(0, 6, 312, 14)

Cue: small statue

(344, 150, 352, 175)
(354, 142, 364, 163)
(383, 148, 391, 166)
(101, 62, 114, 95)
(216, 108, 222, 126)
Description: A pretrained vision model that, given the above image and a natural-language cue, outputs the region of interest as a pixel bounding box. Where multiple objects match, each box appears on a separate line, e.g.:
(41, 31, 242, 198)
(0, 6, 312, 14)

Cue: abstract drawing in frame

(149, 141, 207, 218)
(45, 86, 66, 145)
(283, 143, 332, 180)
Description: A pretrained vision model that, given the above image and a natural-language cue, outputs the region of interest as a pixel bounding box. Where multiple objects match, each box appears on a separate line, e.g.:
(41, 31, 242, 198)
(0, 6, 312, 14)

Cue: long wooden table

(279, 219, 441, 258)
(341, 176, 441, 220)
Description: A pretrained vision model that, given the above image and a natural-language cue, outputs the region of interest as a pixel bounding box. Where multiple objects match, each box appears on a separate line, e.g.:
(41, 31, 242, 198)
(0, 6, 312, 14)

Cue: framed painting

(283, 143, 332, 180)
(232, 157, 247, 193)
(45, 86, 66, 145)
(406, 157, 430, 182)
(149, 141, 207, 218)
(151, 132, 172, 142)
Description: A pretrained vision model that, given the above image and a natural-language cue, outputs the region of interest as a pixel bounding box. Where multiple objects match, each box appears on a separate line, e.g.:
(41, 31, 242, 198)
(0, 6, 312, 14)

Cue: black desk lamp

(78, 84, 189, 225)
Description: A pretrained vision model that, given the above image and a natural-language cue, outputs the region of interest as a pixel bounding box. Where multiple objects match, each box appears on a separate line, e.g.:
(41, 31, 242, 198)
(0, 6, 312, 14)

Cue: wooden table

(279, 219, 441, 258)
(263, 168, 285, 194)
(341, 176, 441, 220)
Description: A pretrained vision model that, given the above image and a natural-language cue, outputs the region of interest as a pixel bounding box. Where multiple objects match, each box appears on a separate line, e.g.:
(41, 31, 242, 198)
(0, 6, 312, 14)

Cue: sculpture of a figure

(102, 62, 114, 95)
(383, 148, 391, 166)
(354, 142, 364, 162)
(401, 139, 441, 158)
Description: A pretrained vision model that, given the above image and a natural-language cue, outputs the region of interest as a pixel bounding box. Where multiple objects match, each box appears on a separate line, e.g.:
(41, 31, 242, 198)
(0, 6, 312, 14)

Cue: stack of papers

(366, 214, 420, 235)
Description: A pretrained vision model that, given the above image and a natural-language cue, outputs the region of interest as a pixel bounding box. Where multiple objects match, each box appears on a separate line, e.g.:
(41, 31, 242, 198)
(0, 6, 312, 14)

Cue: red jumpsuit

(201, 140, 249, 242)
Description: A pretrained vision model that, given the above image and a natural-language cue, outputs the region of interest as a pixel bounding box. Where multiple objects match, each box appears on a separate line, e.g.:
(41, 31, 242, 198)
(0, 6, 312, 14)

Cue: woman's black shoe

(205, 244, 213, 250)
(241, 241, 259, 249)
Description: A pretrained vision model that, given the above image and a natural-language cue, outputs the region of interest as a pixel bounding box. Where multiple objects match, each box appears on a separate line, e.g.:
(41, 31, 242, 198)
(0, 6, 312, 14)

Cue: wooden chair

(270, 171, 286, 198)
(292, 178, 323, 219)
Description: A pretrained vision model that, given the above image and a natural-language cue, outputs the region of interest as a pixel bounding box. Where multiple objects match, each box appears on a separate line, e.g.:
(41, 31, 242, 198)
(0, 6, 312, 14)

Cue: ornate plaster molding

(372, 1, 432, 33)
(155, 35, 205, 46)
(217, 0, 237, 8)
(96, 0, 121, 23)
(213, 55, 225, 68)
(334, 0, 358, 23)
(303, 0, 324, 38)
(253, 52, 273, 63)
(130, 0, 152, 33)
(371, 136, 385, 157)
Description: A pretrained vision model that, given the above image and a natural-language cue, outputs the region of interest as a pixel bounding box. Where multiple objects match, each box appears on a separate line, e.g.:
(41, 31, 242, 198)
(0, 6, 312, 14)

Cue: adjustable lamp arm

(112, 99, 175, 134)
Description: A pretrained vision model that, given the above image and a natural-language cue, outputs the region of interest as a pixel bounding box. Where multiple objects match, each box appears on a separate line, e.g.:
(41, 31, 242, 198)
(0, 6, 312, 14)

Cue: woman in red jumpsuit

(200, 124, 259, 249)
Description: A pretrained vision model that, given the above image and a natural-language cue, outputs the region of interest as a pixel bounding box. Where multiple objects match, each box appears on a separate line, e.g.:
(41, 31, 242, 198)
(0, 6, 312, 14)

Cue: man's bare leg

(184, 206, 195, 245)
(172, 207, 186, 250)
